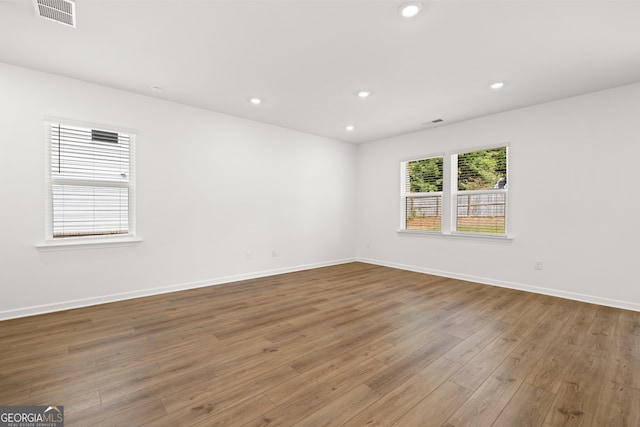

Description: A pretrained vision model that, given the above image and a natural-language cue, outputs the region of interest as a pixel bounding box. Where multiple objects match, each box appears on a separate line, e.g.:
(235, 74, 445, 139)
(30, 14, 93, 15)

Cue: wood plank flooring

(1, 262, 640, 426)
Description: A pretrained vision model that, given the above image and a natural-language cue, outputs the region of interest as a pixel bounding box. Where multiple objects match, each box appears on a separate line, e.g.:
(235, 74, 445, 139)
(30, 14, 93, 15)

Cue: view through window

(402, 146, 508, 235)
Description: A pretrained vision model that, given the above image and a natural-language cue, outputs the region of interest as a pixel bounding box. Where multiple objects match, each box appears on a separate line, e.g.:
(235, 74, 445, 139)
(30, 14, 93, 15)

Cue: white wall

(356, 83, 640, 311)
(0, 62, 357, 319)
(2, 61, 639, 319)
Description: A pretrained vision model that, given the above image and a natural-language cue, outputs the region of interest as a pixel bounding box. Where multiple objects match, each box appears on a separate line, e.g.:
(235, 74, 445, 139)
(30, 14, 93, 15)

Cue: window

(401, 146, 508, 236)
(46, 121, 135, 240)
(402, 156, 443, 231)
(454, 147, 507, 234)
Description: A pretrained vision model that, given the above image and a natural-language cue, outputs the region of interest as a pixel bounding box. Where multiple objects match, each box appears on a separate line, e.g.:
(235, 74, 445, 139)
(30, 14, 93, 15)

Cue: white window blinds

(48, 123, 133, 238)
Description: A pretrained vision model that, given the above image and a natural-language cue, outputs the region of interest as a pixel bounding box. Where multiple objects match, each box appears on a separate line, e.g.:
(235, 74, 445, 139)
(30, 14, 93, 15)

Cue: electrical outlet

(246, 250, 252, 260)
(272, 249, 277, 257)
(534, 260, 543, 271)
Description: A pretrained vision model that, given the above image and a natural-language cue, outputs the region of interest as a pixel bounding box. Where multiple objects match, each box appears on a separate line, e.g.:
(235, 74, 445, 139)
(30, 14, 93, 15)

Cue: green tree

(408, 157, 443, 192)
(457, 148, 506, 190)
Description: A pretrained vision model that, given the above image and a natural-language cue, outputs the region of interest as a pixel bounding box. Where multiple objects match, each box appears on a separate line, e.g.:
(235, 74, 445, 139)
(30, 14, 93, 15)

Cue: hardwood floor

(1, 262, 639, 426)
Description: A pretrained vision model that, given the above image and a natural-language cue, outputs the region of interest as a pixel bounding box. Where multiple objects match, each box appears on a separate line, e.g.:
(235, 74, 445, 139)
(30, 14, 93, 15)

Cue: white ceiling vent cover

(33, 0, 76, 28)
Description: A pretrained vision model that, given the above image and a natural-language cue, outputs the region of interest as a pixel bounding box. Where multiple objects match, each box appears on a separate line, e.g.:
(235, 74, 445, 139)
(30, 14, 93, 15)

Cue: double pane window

(401, 146, 508, 236)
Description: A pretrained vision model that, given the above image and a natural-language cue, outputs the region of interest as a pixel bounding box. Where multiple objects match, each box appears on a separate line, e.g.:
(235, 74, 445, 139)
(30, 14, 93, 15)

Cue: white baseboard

(6, 256, 637, 320)
(357, 257, 640, 313)
(0, 258, 357, 321)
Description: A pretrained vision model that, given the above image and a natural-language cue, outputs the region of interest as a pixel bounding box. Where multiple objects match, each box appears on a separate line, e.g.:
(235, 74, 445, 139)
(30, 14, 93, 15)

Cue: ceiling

(1, 1, 640, 144)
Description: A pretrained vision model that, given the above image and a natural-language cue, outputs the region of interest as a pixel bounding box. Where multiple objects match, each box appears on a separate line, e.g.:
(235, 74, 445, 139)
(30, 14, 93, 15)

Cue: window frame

(39, 117, 140, 249)
(399, 144, 511, 239)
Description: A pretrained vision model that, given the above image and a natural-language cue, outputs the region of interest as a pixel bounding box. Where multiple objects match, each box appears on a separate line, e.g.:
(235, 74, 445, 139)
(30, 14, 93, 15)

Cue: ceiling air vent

(33, 0, 76, 28)
(421, 119, 444, 126)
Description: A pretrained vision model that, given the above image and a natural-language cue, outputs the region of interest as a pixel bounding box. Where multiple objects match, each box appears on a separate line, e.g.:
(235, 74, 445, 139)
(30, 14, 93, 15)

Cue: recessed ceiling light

(490, 82, 505, 90)
(357, 90, 372, 98)
(346, 125, 355, 132)
(249, 97, 262, 105)
(151, 86, 163, 94)
(399, 3, 422, 18)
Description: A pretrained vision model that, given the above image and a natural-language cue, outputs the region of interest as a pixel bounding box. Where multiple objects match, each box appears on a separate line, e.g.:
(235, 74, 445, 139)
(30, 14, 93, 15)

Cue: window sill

(397, 229, 514, 242)
(36, 236, 142, 251)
